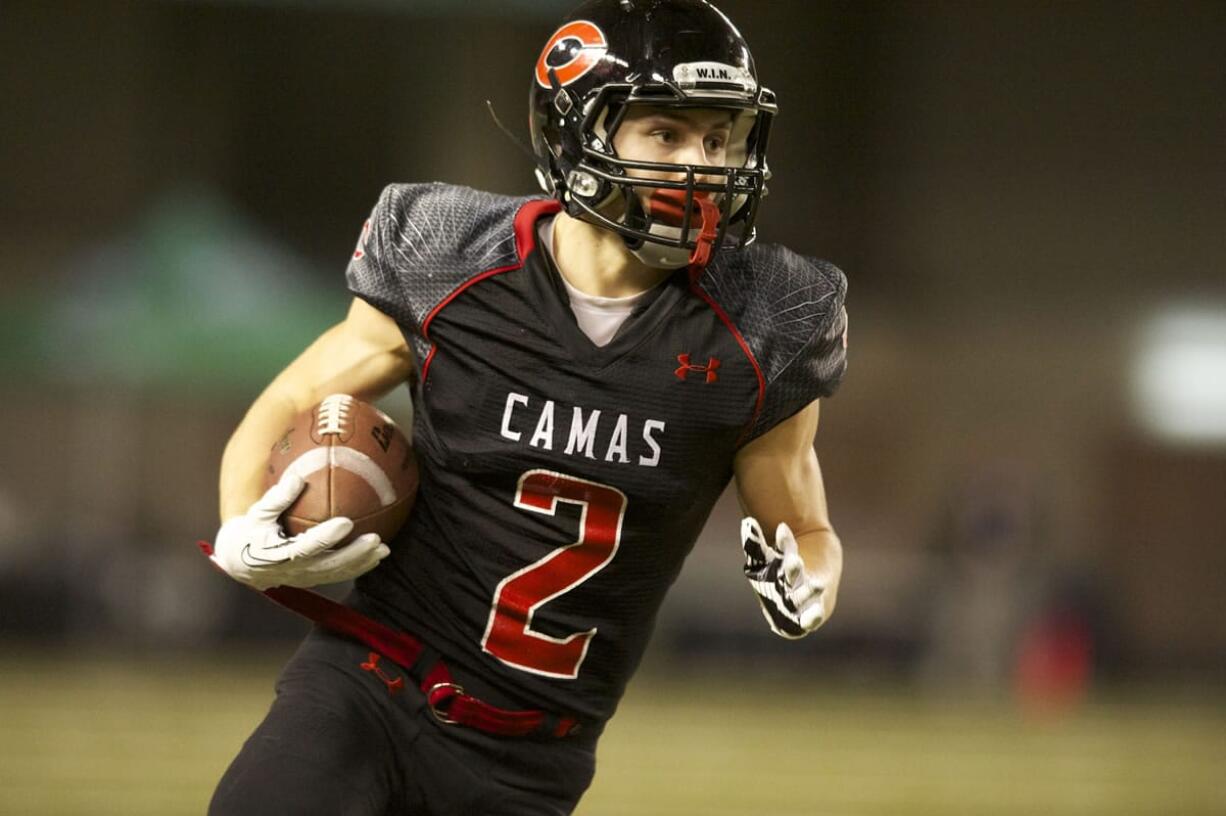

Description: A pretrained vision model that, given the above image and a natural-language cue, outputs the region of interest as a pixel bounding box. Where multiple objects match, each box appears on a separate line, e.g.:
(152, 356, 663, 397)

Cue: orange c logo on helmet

(535, 20, 608, 89)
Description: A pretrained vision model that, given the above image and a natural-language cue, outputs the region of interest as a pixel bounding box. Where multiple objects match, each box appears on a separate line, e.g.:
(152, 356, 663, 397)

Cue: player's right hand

(210, 471, 390, 591)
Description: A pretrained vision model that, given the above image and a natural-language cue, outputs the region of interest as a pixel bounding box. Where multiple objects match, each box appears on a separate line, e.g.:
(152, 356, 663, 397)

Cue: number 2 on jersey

(481, 470, 627, 679)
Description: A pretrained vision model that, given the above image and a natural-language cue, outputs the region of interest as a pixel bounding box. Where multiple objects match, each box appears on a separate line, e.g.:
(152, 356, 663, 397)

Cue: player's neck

(552, 211, 673, 298)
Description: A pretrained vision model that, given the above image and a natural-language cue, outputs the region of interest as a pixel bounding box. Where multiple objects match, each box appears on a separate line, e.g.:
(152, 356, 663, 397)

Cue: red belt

(197, 542, 583, 739)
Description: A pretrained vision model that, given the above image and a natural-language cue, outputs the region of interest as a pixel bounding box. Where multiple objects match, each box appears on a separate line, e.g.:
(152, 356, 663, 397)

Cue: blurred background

(1, 1, 1223, 814)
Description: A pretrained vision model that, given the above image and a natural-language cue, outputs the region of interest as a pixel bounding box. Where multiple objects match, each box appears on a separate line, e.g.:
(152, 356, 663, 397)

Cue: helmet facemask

(555, 83, 776, 270)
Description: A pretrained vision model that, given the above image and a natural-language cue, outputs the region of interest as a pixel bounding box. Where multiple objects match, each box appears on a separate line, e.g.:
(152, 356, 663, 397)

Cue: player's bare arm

(209, 298, 410, 590)
(218, 297, 413, 520)
(735, 399, 842, 637)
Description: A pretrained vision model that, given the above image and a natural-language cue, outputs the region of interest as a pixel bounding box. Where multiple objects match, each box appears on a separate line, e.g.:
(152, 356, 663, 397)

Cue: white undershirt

(542, 217, 654, 348)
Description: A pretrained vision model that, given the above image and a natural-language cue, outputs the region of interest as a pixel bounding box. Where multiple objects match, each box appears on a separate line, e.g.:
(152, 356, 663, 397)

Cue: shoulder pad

(698, 243, 848, 442)
(347, 183, 539, 355)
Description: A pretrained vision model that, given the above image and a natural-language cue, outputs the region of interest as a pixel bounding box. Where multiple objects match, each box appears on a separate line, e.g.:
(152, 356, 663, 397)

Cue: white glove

(741, 517, 827, 639)
(210, 471, 389, 590)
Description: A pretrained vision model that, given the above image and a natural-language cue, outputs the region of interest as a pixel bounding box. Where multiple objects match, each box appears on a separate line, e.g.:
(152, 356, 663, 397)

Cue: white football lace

(317, 394, 354, 436)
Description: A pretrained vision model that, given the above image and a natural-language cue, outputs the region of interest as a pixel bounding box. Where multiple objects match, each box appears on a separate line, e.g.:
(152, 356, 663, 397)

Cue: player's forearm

(218, 384, 302, 521)
(216, 302, 414, 523)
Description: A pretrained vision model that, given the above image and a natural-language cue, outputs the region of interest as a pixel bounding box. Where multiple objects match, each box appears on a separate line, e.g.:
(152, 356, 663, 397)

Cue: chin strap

(646, 189, 721, 283)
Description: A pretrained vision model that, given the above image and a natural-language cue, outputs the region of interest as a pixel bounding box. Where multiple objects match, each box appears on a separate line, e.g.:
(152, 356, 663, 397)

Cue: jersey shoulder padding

(346, 183, 540, 356)
(697, 243, 848, 443)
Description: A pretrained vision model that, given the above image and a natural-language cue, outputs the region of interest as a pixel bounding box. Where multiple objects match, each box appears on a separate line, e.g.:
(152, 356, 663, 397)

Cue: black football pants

(208, 627, 598, 816)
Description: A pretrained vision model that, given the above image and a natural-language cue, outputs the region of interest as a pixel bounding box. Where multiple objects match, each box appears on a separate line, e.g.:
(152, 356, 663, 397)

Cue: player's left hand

(209, 471, 388, 591)
(741, 517, 827, 639)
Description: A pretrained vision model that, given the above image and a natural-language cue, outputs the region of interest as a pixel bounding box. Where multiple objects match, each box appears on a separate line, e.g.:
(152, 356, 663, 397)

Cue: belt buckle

(426, 682, 464, 725)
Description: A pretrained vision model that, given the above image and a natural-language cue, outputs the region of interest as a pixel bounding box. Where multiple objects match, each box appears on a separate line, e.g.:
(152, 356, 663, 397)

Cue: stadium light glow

(1132, 307, 1226, 445)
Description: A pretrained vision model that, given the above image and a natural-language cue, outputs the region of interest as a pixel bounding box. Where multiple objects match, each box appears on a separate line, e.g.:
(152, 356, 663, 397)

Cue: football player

(206, 0, 848, 813)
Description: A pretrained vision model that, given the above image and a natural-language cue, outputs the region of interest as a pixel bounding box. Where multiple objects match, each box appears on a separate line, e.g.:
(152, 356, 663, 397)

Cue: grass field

(0, 651, 1222, 815)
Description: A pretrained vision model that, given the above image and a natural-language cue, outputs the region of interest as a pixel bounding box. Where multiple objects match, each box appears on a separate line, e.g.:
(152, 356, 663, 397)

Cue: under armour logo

(675, 353, 720, 383)
(360, 652, 404, 695)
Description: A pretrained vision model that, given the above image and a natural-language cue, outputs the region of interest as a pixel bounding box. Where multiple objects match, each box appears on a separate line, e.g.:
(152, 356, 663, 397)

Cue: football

(266, 394, 418, 545)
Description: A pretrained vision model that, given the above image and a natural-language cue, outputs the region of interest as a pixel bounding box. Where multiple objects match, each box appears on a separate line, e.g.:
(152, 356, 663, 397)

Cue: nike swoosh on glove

(741, 517, 827, 639)
(210, 471, 389, 590)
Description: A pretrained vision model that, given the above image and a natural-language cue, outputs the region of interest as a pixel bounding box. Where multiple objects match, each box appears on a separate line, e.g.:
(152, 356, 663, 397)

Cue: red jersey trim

(689, 283, 766, 445)
(419, 198, 563, 383)
(513, 198, 562, 259)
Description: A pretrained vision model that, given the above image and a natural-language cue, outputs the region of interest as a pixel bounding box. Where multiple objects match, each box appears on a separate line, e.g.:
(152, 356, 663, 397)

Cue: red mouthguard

(647, 189, 721, 272)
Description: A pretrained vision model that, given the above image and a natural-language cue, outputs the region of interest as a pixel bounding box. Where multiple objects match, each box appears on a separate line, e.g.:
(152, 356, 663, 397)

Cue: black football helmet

(529, 0, 777, 269)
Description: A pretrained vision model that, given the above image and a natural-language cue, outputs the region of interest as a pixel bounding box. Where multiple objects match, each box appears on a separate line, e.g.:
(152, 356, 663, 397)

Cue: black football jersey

(346, 183, 847, 722)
